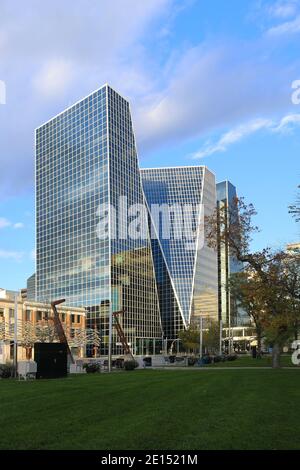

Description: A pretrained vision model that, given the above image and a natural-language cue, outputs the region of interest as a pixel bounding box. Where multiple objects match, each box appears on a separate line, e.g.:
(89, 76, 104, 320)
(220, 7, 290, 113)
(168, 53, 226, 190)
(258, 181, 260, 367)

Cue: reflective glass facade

(216, 181, 245, 326)
(36, 84, 162, 355)
(26, 273, 36, 301)
(141, 166, 218, 338)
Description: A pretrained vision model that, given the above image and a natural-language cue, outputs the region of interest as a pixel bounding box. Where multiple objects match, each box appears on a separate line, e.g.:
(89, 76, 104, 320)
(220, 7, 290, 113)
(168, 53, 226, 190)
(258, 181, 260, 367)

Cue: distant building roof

(286, 242, 300, 254)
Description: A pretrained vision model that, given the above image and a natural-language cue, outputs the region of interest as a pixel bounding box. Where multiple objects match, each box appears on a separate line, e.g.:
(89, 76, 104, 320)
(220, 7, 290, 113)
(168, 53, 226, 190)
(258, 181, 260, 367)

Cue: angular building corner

(36, 84, 162, 356)
(141, 166, 218, 339)
(216, 181, 246, 327)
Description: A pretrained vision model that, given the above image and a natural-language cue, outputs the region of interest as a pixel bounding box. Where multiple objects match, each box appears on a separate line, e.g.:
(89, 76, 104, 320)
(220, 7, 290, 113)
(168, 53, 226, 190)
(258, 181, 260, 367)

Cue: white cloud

(0, 79, 6, 104)
(0, 250, 24, 261)
(267, 14, 300, 35)
(252, 0, 300, 36)
(0, 218, 25, 229)
(0, 0, 173, 62)
(191, 118, 273, 159)
(30, 249, 36, 261)
(272, 113, 300, 132)
(13, 222, 25, 229)
(191, 113, 300, 159)
(33, 59, 74, 97)
(0, 0, 299, 197)
(134, 44, 291, 153)
(0, 0, 175, 196)
(268, 1, 299, 19)
(0, 217, 11, 229)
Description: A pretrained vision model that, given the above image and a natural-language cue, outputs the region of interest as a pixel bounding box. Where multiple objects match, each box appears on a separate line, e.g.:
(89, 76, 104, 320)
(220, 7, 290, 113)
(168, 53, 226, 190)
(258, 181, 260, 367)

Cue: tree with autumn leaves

(289, 185, 300, 224)
(205, 197, 300, 368)
(178, 320, 220, 355)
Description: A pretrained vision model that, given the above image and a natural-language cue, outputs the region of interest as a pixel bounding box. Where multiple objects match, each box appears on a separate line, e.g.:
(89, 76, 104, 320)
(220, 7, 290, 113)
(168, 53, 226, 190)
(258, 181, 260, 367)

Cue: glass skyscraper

(26, 273, 36, 301)
(141, 166, 218, 339)
(36, 84, 162, 356)
(216, 181, 244, 326)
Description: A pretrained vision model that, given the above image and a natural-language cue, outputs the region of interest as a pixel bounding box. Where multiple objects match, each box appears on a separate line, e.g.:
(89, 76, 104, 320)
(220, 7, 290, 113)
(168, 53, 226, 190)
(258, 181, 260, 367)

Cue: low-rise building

(0, 288, 86, 363)
(286, 242, 300, 255)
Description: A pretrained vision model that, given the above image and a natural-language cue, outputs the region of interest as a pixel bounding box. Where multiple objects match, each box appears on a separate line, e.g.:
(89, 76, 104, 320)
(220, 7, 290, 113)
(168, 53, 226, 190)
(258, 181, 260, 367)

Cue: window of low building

(25, 310, 31, 321)
(36, 311, 42, 321)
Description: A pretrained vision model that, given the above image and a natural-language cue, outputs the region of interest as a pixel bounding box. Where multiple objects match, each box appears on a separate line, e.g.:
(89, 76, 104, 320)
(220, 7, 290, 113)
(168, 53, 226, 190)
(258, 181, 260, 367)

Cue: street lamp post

(219, 319, 223, 355)
(199, 316, 203, 359)
(13, 294, 18, 378)
(108, 304, 113, 373)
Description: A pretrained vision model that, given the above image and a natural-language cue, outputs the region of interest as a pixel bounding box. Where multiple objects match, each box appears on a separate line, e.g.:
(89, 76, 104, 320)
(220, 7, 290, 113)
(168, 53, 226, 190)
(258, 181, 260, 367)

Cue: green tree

(229, 272, 266, 355)
(206, 197, 300, 368)
(19, 321, 36, 359)
(203, 320, 220, 354)
(178, 325, 199, 354)
(289, 185, 300, 223)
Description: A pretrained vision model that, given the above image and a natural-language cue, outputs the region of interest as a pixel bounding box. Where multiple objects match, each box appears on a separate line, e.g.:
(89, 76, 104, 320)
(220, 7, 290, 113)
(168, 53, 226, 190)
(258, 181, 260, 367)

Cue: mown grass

(204, 354, 296, 367)
(0, 369, 299, 450)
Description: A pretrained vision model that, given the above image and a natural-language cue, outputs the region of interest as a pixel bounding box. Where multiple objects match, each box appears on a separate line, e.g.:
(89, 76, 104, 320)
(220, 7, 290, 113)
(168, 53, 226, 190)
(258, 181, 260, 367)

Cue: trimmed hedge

(124, 360, 138, 371)
(83, 363, 100, 373)
(0, 364, 14, 379)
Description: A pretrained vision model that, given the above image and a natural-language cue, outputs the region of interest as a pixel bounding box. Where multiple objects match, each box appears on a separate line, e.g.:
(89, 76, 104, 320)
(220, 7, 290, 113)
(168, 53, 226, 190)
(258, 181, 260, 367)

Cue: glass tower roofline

(36, 84, 162, 355)
(141, 165, 216, 176)
(141, 166, 218, 338)
(35, 83, 131, 131)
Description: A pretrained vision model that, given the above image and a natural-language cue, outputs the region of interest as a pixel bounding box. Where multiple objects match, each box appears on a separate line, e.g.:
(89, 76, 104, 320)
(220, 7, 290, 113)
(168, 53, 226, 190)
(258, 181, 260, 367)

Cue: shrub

(83, 362, 100, 373)
(143, 357, 152, 367)
(188, 357, 197, 366)
(227, 354, 238, 361)
(175, 356, 185, 363)
(115, 358, 124, 369)
(213, 355, 222, 363)
(0, 364, 13, 379)
(124, 360, 138, 371)
(202, 355, 212, 364)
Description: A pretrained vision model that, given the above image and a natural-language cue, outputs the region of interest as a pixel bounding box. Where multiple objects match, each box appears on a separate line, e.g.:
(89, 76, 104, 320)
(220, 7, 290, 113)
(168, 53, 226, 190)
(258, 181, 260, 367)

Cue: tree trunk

(295, 319, 299, 341)
(272, 343, 281, 368)
(257, 327, 262, 355)
(26, 347, 32, 360)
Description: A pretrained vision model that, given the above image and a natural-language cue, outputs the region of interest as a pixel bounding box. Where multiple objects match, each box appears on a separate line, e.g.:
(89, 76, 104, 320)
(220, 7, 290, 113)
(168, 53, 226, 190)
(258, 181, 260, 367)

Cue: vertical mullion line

(34, 127, 37, 302)
(130, 103, 163, 341)
(188, 166, 206, 325)
(141, 169, 187, 331)
(106, 86, 113, 366)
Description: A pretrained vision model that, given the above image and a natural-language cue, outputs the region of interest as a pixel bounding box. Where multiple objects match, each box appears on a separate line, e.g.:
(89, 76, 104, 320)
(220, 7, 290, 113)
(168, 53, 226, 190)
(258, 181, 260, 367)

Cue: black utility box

(34, 343, 68, 379)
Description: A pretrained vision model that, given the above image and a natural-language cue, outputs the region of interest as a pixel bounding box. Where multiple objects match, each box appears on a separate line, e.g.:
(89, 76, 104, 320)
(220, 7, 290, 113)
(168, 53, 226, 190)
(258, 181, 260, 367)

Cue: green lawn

(0, 370, 299, 450)
(204, 354, 297, 367)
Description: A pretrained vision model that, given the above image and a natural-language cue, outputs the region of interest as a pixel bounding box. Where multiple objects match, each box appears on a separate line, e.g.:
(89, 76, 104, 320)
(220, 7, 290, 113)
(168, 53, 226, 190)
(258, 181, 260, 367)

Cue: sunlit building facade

(36, 84, 162, 356)
(0, 288, 86, 362)
(141, 166, 218, 339)
(216, 181, 245, 326)
(26, 273, 36, 301)
(286, 242, 300, 256)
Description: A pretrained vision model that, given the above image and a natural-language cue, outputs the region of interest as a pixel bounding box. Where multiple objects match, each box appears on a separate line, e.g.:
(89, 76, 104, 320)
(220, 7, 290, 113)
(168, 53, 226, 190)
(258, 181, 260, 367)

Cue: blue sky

(0, 0, 299, 290)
